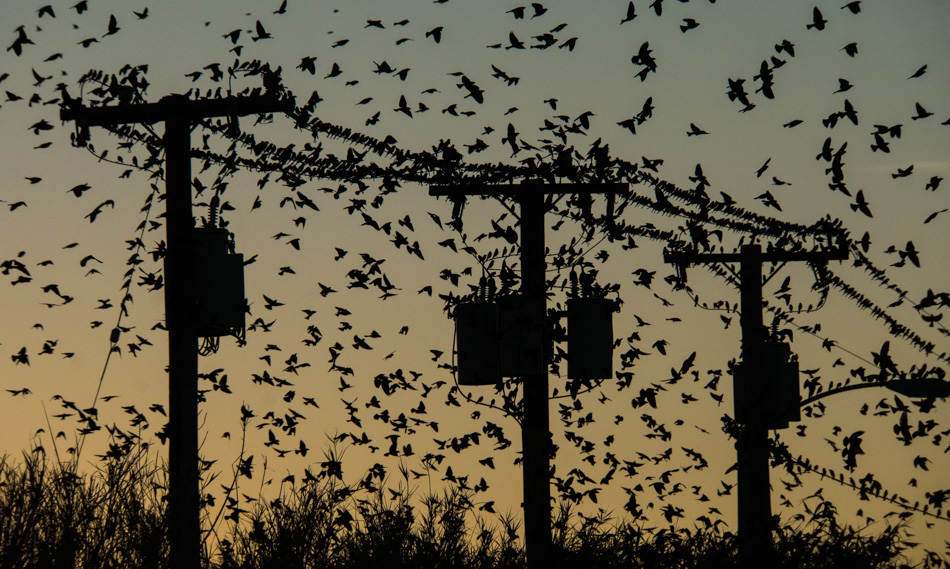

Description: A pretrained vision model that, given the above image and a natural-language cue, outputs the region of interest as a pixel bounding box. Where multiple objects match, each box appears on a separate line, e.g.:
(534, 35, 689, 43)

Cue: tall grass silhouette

(0, 428, 941, 568)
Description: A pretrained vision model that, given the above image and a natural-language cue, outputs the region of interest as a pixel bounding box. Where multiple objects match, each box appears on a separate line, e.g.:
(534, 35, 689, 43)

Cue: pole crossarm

(60, 93, 293, 127)
(429, 182, 628, 198)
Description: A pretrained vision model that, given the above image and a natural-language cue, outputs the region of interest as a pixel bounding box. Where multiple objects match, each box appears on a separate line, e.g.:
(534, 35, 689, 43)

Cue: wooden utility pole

(62, 92, 291, 569)
(430, 181, 626, 569)
(664, 243, 847, 568)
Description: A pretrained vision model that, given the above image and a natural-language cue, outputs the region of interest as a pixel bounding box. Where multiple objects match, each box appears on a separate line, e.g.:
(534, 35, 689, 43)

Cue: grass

(0, 432, 944, 569)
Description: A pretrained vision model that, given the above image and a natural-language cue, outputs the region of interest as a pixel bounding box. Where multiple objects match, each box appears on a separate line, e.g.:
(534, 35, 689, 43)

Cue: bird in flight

(252, 20, 271, 41)
(103, 14, 120, 37)
(620, 1, 637, 24)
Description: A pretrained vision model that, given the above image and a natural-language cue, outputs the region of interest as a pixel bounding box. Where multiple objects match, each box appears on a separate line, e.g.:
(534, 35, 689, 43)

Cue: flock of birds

(2, 0, 950, 553)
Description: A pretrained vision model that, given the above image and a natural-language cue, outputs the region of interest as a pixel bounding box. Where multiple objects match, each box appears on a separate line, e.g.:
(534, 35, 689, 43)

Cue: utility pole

(664, 243, 847, 568)
(430, 181, 626, 569)
(62, 92, 291, 569)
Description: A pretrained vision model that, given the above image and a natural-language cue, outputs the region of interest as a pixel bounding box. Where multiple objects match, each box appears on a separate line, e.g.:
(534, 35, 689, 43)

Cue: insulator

(208, 195, 220, 228)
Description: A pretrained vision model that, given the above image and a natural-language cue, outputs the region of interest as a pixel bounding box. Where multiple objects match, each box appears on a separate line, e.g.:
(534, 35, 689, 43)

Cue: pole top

(60, 92, 294, 127)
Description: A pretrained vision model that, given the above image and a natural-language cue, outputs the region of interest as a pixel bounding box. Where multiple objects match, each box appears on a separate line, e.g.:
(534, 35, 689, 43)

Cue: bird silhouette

(425, 27, 443, 43)
(686, 123, 709, 137)
(251, 20, 272, 41)
(103, 14, 120, 37)
(806, 7, 827, 30)
(620, 2, 638, 23)
(911, 102, 932, 120)
(908, 65, 927, 79)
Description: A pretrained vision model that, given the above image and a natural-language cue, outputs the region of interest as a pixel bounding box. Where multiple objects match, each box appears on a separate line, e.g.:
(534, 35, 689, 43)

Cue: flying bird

(84, 200, 115, 223)
(67, 183, 91, 197)
(425, 26, 443, 43)
(394, 95, 412, 117)
(252, 20, 271, 41)
(620, 1, 637, 24)
(103, 14, 120, 37)
(908, 64, 927, 79)
(325, 62, 342, 79)
(891, 165, 914, 179)
(686, 123, 708, 137)
(841, 1, 861, 14)
(833, 78, 852, 93)
(806, 7, 827, 30)
(911, 102, 933, 120)
(680, 19, 700, 33)
(850, 189, 872, 218)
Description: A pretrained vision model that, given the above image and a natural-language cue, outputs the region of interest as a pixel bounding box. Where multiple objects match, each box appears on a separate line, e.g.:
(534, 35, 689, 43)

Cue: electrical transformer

(454, 302, 500, 385)
(567, 298, 616, 380)
(193, 227, 245, 338)
(496, 295, 545, 377)
(733, 341, 801, 429)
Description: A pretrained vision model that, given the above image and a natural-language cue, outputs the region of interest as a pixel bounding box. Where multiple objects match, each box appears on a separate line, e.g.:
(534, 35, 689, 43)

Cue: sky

(2, 0, 949, 561)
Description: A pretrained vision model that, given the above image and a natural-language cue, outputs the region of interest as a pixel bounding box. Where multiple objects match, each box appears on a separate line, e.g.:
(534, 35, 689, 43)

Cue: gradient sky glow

(2, 0, 949, 562)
